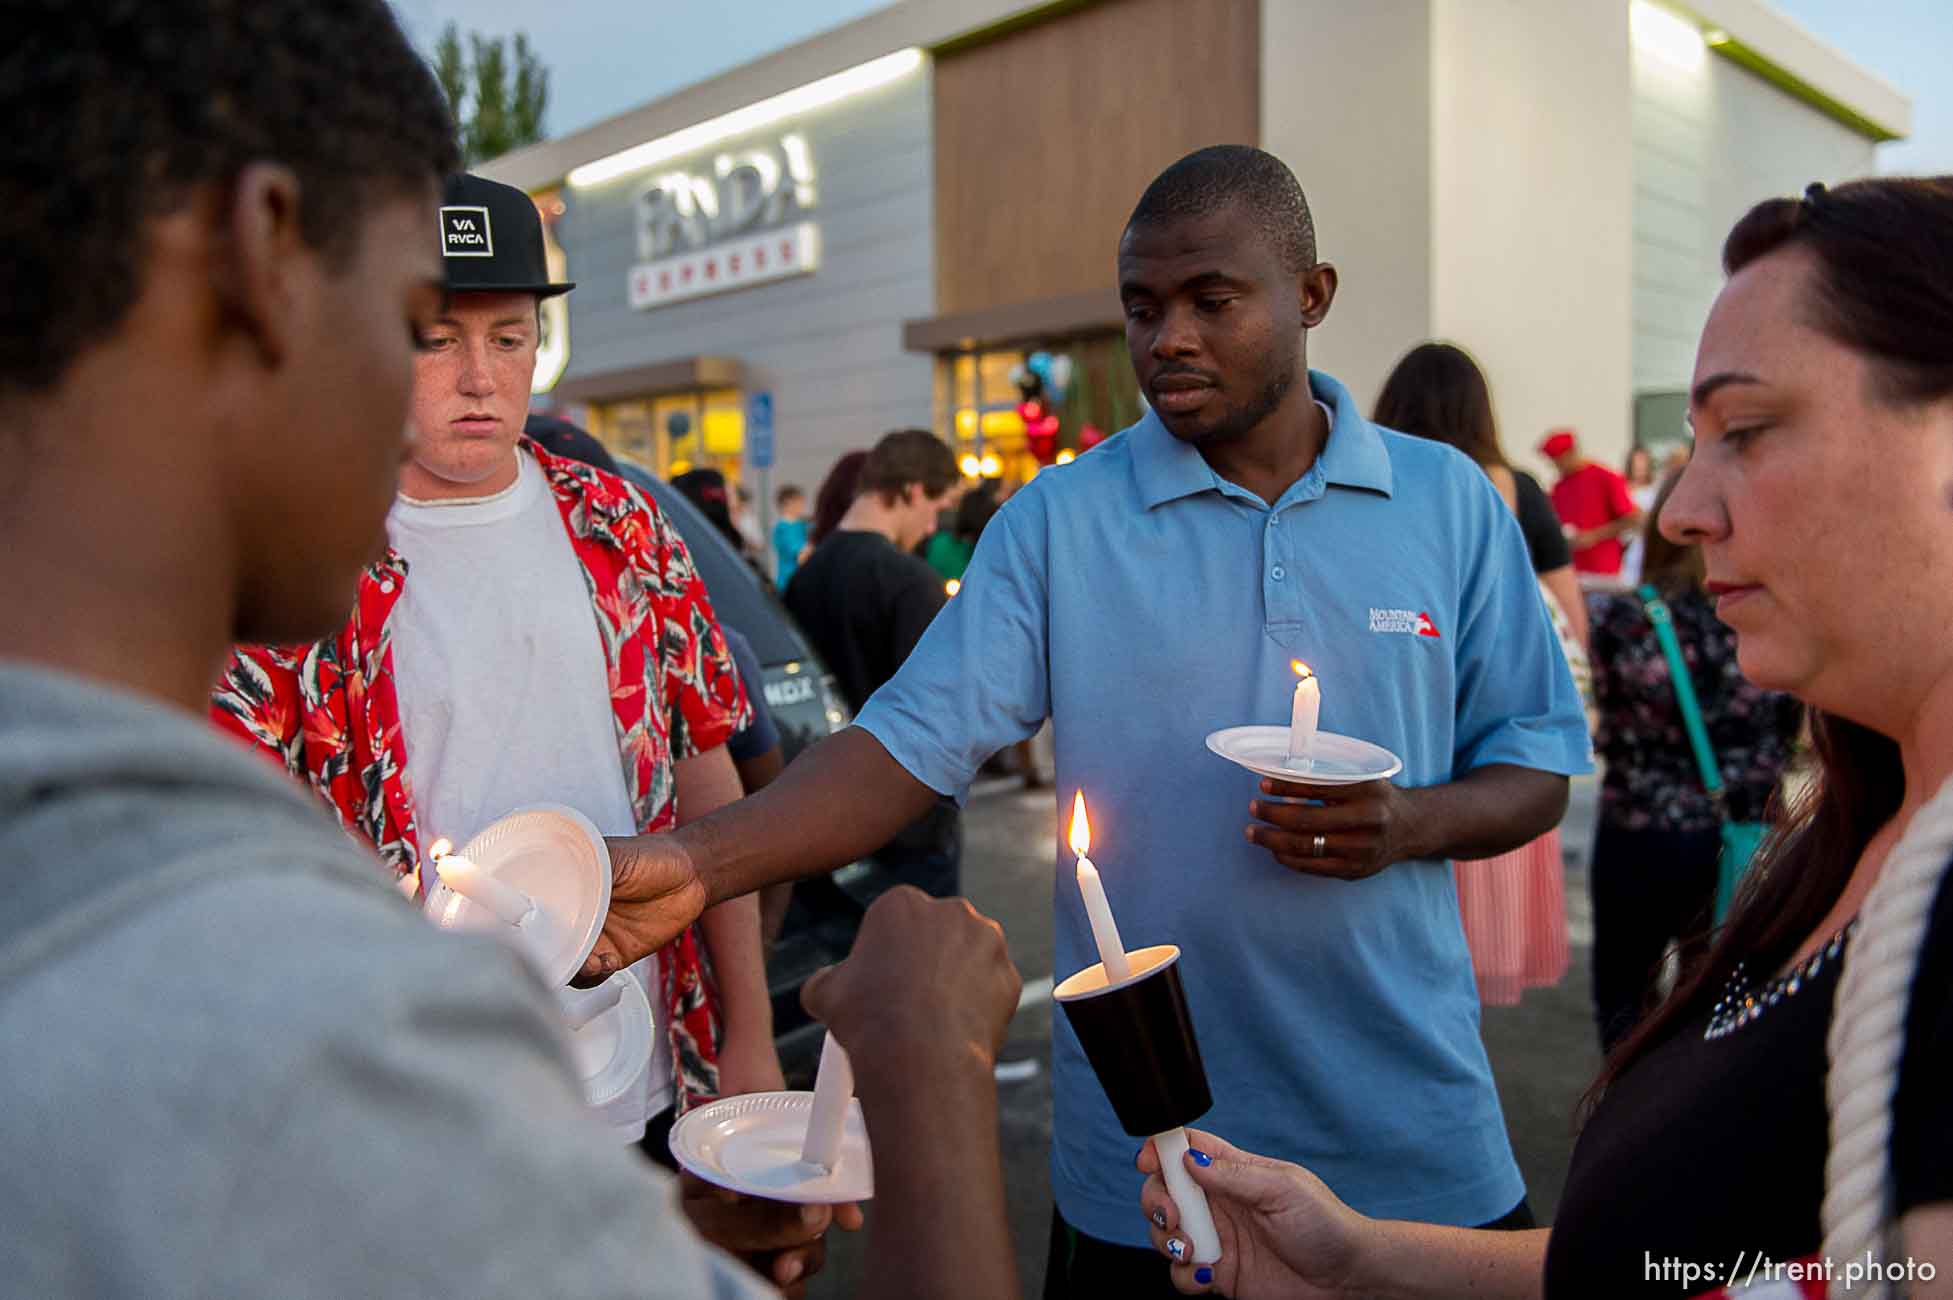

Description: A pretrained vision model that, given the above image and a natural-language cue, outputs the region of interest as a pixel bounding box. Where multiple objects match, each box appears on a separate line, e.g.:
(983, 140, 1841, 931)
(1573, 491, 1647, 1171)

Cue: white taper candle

(1284, 660, 1321, 768)
(1069, 792, 1132, 983)
(1075, 854, 1133, 984)
(436, 850, 537, 928)
(801, 1031, 855, 1172)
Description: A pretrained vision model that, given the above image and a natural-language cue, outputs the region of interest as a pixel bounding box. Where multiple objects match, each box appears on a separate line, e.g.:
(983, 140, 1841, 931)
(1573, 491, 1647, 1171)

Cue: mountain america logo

(1369, 607, 1442, 638)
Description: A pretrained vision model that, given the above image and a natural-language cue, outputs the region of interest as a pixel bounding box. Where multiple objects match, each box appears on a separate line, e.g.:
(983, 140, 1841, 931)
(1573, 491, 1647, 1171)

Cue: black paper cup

(1054, 944, 1212, 1136)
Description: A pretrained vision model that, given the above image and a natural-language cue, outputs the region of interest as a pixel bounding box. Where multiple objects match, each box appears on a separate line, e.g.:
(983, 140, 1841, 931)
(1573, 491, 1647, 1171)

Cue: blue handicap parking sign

(748, 391, 775, 469)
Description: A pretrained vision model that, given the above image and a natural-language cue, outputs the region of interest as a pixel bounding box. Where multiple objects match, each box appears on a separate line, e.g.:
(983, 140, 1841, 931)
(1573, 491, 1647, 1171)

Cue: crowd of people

(5, 5, 1951, 1299)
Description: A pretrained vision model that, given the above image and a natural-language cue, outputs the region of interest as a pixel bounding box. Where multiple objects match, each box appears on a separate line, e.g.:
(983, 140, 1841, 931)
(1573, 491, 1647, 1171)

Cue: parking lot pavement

(809, 774, 1603, 1296)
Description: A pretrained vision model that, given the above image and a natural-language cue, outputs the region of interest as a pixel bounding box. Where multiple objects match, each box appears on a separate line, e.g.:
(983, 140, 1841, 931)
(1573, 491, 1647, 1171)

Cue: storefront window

(590, 387, 748, 484)
(932, 334, 1141, 486)
(952, 354, 978, 412)
(975, 351, 1021, 410)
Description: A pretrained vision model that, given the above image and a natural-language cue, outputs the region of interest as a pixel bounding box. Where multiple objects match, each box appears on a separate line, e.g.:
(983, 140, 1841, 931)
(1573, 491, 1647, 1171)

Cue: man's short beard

(1177, 354, 1299, 448)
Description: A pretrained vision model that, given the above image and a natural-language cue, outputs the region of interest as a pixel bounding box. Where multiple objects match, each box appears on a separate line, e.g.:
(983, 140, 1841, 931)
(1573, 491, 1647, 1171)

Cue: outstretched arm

(586, 726, 941, 980)
(1138, 1130, 1547, 1299)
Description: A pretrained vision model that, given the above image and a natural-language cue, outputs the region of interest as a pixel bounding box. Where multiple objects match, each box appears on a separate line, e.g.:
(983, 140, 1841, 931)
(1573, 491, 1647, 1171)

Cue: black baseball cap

(438, 173, 575, 298)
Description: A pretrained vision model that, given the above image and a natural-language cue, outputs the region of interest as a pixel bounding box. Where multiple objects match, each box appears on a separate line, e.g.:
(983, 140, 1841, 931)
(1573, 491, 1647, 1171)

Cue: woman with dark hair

(1626, 445, 1657, 491)
(1132, 178, 1953, 1297)
(1374, 342, 1589, 649)
(669, 466, 770, 583)
(669, 467, 746, 551)
(1586, 468, 1802, 1049)
(1375, 341, 1588, 1006)
(1620, 445, 1664, 583)
(809, 449, 869, 549)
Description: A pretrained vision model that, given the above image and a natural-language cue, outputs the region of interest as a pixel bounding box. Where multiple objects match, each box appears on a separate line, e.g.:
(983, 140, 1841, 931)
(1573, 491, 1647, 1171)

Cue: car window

(615, 461, 808, 667)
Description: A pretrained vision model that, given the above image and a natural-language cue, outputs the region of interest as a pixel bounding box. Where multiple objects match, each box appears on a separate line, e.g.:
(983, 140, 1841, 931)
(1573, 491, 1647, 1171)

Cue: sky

(1768, 0, 1952, 173)
(391, 0, 1951, 174)
(390, 0, 889, 141)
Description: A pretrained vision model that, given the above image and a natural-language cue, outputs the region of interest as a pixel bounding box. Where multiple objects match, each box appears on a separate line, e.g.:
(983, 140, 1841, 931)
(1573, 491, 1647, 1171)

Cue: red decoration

(1020, 398, 1062, 465)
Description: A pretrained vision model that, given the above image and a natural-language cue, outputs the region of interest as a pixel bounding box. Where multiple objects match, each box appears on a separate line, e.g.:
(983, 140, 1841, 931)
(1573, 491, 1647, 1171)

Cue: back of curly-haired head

(1, 0, 460, 403)
(1124, 145, 1317, 274)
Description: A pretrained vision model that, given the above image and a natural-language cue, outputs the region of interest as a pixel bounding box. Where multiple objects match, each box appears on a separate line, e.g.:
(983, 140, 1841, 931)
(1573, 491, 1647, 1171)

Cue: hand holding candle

(430, 837, 537, 928)
(1070, 793, 1131, 984)
(1284, 660, 1320, 769)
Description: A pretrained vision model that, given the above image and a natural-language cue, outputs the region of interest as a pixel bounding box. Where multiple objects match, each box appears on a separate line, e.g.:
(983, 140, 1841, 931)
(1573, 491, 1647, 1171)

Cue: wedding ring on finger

(1313, 833, 1327, 857)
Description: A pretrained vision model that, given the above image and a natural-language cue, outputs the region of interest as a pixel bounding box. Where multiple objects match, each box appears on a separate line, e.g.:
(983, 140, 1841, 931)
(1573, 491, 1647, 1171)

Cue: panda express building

(483, 0, 1910, 503)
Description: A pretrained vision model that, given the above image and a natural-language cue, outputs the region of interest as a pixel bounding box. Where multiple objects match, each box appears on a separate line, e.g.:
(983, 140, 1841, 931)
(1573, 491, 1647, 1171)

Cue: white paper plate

(428, 804, 611, 987)
(1205, 726, 1404, 786)
(558, 971, 652, 1109)
(669, 1091, 875, 1203)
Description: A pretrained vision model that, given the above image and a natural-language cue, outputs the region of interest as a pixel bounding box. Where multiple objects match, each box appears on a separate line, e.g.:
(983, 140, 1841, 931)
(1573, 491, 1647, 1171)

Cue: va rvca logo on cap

(440, 206, 493, 258)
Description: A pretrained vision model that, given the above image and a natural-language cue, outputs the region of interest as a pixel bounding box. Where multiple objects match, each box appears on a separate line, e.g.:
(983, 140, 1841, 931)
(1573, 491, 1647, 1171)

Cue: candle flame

(1290, 660, 1315, 683)
(1068, 791, 1092, 856)
(428, 837, 453, 861)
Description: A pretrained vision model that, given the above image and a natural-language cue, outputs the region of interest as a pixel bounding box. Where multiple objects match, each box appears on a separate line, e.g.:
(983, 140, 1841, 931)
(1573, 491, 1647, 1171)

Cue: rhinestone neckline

(1703, 920, 1858, 1041)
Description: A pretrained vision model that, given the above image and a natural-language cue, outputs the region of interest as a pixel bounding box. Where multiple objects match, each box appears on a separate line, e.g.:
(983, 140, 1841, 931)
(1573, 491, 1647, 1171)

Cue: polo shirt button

(1271, 566, 1286, 581)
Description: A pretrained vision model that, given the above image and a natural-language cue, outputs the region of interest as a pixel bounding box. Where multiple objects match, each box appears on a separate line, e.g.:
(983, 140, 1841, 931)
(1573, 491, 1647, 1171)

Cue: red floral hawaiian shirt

(211, 440, 750, 1111)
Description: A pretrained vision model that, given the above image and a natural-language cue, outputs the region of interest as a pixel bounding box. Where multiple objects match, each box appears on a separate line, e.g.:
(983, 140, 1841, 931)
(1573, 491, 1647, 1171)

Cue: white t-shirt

(388, 449, 673, 1132)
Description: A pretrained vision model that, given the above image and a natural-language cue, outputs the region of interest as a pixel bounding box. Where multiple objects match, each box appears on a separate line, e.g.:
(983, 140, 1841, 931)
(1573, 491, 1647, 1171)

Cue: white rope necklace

(1823, 773, 1953, 1296)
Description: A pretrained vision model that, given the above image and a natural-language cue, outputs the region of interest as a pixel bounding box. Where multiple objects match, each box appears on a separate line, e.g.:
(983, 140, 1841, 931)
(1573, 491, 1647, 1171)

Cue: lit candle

(1065, 797, 1221, 1263)
(801, 1031, 855, 1173)
(1285, 660, 1320, 768)
(1070, 793, 1131, 984)
(430, 837, 537, 928)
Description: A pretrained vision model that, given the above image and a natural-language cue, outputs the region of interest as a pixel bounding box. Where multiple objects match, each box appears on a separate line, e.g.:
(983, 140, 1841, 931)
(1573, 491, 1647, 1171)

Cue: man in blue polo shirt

(597, 145, 1590, 1296)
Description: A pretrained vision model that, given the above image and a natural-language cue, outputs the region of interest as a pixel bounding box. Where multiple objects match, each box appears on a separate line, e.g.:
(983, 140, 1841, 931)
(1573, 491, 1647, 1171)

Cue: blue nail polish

(1195, 1266, 1214, 1285)
(1166, 1239, 1186, 1261)
(1189, 1148, 1212, 1167)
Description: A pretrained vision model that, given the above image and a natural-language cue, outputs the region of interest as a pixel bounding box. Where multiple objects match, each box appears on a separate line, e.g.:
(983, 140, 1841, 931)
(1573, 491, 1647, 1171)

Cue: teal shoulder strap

(1638, 583, 1724, 796)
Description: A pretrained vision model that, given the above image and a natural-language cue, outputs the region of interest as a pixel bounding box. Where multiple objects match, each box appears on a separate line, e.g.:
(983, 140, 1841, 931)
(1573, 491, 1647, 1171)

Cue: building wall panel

(555, 69, 936, 492)
(933, 0, 1261, 316)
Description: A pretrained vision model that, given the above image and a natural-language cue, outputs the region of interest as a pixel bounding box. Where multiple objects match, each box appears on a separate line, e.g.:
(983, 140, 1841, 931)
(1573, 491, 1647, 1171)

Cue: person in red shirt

(1541, 428, 1644, 577)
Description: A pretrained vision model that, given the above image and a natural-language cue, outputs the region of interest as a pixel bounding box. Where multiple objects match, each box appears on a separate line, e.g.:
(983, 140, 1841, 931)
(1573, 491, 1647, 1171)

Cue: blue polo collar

(1130, 369, 1395, 510)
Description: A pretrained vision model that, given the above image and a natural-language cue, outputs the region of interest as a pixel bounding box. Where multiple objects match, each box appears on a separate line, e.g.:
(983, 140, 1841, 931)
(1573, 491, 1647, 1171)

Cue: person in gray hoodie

(0, 4, 1023, 1298)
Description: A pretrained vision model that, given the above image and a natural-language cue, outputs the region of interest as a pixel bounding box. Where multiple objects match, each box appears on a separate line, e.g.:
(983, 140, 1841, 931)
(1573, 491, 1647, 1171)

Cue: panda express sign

(627, 133, 821, 311)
